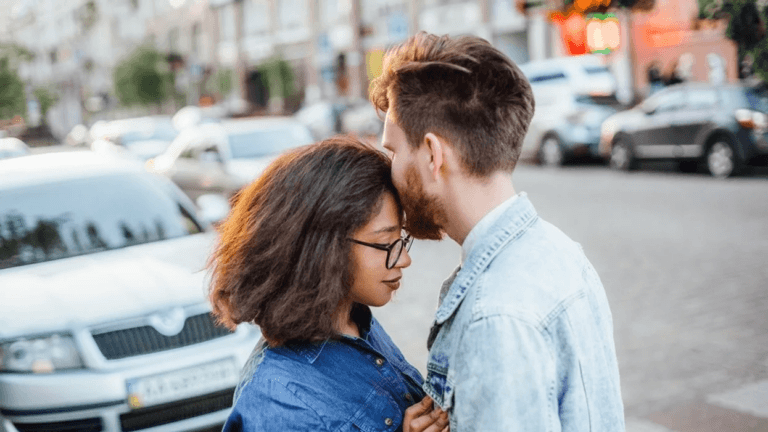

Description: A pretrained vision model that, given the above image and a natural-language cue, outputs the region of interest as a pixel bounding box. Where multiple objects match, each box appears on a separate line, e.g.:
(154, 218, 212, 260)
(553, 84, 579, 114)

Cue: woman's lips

(383, 277, 401, 290)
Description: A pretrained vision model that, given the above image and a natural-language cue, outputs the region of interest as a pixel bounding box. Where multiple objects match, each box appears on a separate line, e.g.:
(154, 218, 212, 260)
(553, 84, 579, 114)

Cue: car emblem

(148, 307, 187, 337)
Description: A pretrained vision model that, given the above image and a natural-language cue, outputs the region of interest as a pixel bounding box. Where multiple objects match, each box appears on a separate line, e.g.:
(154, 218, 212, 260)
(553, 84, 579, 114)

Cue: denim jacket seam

(437, 213, 539, 324)
(540, 289, 587, 329)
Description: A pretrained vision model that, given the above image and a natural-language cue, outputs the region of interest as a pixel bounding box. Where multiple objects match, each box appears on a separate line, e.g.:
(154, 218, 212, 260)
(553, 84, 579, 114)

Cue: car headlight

(0, 334, 84, 373)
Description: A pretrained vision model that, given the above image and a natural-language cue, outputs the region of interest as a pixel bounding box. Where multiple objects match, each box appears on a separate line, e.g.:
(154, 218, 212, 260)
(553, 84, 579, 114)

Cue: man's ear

(423, 132, 444, 181)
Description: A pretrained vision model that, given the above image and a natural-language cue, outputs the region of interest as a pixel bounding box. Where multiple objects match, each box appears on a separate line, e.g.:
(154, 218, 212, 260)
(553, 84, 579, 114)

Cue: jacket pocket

(424, 358, 455, 411)
(346, 389, 402, 432)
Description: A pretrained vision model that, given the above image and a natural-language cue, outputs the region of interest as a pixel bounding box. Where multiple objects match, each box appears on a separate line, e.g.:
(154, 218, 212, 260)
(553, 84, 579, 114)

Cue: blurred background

(1, 0, 768, 432)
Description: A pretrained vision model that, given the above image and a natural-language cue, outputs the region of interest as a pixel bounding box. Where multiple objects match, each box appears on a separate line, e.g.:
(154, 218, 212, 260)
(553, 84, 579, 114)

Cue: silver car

(0, 152, 259, 432)
(148, 117, 314, 201)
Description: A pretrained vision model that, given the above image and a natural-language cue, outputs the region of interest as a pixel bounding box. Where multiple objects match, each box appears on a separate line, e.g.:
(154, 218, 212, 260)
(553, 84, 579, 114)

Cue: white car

(89, 117, 179, 161)
(0, 138, 30, 160)
(148, 117, 314, 201)
(520, 54, 618, 98)
(0, 152, 259, 432)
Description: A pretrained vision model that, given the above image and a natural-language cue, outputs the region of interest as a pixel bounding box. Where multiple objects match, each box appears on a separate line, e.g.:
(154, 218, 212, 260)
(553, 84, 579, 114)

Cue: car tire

(609, 137, 636, 171)
(705, 139, 741, 179)
(539, 135, 564, 167)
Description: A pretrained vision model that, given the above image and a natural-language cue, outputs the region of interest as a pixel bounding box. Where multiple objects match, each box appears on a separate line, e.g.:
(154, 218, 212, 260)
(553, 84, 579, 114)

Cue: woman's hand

(403, 396, 449, 432)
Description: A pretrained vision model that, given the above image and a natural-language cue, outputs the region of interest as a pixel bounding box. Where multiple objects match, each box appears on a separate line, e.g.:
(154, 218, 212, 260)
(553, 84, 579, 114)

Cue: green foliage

(0, 43, 34, 66)
(260, 57, 296, 100)
(0, 58, 27, 121)
(113, 46, 174, 107)
(33, 87, 59, 120)
(700, 0, 767, 51)
(699, 0, 768, 79)
(216, 69, 234, 96)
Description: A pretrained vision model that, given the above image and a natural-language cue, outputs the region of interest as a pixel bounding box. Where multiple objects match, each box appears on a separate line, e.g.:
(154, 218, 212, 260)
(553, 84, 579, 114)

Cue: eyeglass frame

(347, 234, 413, 269)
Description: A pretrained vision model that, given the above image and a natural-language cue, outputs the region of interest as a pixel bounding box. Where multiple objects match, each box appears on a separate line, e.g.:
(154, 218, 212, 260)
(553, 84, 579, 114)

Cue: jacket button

(405, 393, 413, 401)
(375, 358, 384, 366)
(385, 418, 393, 426)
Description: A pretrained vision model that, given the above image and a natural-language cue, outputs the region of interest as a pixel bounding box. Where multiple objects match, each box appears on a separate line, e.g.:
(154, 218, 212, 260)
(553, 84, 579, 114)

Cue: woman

(209, 136, 448, 432)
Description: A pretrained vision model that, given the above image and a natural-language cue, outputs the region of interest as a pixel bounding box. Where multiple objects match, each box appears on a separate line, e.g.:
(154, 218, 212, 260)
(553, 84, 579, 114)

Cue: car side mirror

(196, 194, 230, 226)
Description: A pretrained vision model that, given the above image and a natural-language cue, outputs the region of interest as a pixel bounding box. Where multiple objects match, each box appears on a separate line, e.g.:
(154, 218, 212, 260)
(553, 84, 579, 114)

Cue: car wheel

(539, 136, 564, 167)
(706, 140, 740, 179)
(609, 138, 636, 171)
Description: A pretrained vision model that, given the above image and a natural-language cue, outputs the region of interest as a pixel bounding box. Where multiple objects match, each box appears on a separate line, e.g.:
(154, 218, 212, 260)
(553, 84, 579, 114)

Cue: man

(370, 32, 624, 431)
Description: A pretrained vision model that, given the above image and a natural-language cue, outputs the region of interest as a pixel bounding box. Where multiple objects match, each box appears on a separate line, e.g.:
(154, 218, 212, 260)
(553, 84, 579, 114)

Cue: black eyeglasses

(348, 234, 413, 269)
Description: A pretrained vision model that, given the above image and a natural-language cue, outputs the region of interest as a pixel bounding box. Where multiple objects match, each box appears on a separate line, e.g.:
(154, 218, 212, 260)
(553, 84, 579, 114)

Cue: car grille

(13, 418, 102, 432)
(92, 312, 232, 360)
(119, 388, 234, 432)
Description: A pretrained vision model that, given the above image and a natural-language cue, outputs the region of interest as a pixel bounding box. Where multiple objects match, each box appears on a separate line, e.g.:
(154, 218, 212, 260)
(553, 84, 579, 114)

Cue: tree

(699, 0, 768, 80)
(0, 58, 26, 121)
(32, 87, 59, 124)
(0, 43, 33, 121)
(113, 46, 174, 107)
(260, 57, 296, 100)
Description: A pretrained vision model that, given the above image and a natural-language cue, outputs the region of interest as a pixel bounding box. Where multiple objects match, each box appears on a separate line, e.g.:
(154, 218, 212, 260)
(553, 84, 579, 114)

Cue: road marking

(707, 379, 768, 418)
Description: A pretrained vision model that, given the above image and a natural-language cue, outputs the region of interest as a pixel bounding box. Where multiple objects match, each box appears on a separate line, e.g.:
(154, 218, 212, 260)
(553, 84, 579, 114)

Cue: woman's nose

(395, 247, 412, 269)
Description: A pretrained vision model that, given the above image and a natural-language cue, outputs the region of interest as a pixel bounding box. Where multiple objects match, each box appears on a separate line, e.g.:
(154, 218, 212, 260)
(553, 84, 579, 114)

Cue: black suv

(599, 82, 768, 178)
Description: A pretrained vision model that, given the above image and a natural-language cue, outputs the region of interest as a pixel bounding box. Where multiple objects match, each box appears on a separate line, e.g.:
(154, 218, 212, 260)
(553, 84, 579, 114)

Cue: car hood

(0, 232, 217, 339)
(226, 157, 278, 185)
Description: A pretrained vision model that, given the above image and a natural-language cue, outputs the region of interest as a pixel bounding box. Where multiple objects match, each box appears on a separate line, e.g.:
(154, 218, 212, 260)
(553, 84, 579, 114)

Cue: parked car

(521, 86, 622, 166)
(520, 54, 618, 98)
(600, 82, 768, 178)
(148, 117, 314, 200)
(294, 100, 347, 140)
(0, 152, 258, 432)
(0, 138, 30, 160)
(89, 116, 179, 161)
(294, 97, 382, 141)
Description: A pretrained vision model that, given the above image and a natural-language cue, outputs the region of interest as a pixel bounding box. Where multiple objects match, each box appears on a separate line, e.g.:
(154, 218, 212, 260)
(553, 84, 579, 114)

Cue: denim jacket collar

(288, 304, 374, 363)
(435, 192, 538, 325)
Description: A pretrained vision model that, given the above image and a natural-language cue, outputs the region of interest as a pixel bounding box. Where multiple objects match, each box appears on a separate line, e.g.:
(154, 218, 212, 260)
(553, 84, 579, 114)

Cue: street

(375, 163, 768, 431)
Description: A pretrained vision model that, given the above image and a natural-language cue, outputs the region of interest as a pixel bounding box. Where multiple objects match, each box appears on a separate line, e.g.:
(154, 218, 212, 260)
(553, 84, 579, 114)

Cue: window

(228, 125, 313, 159)
(0, 173, 202, 269)
(584, 65, 610, 75)
(244, 0, 270, 35)
(529, 72, 567, 83)
(686, 89, 718, 110)
(219, 4, 236, 42)
(744, 87, 768, 112)
(644, 90, 685, 114)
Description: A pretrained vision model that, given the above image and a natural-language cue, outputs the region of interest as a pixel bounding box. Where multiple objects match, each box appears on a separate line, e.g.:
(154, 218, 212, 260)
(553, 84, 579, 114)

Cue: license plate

(126, 358, 239, 409)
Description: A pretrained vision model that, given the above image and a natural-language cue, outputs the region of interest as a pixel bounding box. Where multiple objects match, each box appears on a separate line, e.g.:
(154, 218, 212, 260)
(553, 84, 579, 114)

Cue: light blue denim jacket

(423, 193, 624, 432)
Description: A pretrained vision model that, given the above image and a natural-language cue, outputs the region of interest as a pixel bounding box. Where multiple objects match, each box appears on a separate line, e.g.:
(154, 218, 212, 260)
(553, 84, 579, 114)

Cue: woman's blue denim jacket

(223, 306, 425, 432)
(424, 193, 625, 432)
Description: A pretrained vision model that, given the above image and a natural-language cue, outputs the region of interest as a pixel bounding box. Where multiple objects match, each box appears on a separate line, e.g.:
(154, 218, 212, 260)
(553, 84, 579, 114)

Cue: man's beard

(398, 164, 446, 240)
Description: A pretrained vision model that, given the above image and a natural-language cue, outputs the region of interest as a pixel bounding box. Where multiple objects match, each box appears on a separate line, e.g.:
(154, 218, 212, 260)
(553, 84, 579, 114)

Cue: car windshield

(584, 65, 611, 75)
(0, 173, 202, 269)
(120, 121, 178, 148)
(744, 87, 768, 112)
(227, 124, 313, 159)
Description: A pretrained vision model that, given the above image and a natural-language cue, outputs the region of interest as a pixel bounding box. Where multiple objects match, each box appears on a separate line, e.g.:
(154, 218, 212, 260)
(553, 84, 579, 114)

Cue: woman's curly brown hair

(208, 136, 400, 346)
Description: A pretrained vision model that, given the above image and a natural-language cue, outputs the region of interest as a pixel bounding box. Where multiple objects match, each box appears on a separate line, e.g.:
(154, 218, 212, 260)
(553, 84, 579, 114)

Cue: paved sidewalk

(628, 380, 768, 432)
